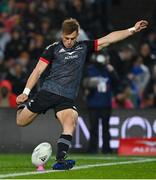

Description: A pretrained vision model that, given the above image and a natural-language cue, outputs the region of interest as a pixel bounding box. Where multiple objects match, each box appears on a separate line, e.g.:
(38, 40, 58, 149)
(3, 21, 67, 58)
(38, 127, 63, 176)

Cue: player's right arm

(96, 20, 148, 50)
(16, 60, 48, 104)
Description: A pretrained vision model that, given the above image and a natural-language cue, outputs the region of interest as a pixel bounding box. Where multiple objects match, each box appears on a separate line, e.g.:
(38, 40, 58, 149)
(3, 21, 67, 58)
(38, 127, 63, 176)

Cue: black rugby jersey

(39, 40, 98, 99)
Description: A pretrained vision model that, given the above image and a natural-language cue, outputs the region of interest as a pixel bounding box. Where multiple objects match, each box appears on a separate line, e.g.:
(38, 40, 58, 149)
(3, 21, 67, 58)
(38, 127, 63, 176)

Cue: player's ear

(61, 32, 64, 39)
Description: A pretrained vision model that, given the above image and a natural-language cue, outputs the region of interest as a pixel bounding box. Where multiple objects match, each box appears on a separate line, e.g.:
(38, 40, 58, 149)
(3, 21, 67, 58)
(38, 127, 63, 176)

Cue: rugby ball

(31, 142, 52, 167)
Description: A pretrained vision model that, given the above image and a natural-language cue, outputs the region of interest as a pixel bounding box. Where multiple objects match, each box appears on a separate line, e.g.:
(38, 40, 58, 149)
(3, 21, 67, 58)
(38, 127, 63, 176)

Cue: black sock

(56, 134, 72, 161)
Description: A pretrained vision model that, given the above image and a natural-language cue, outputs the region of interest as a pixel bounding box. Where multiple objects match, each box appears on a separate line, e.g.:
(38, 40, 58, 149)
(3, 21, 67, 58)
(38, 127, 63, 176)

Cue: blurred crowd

(0, 0, 156, 109)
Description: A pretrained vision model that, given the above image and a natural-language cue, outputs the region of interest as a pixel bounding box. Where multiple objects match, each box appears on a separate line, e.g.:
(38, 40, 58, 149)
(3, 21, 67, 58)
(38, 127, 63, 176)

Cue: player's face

(62, 31, 78, 48)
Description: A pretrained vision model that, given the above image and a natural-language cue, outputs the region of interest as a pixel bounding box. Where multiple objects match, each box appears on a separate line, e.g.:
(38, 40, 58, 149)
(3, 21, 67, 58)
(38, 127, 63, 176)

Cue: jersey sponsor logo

(65, 54, 78, 60)
(59, 48, 66, 53)
(64, 51, 78, 60)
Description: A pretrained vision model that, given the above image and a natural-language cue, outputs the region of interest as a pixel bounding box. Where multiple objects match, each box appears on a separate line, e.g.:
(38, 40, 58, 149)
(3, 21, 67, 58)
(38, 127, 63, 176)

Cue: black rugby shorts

(27, 90, 77, 114)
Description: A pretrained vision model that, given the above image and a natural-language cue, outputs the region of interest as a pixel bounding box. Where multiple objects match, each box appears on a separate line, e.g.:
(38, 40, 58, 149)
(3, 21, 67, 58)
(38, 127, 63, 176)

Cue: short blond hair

(62, 18, 80, 34)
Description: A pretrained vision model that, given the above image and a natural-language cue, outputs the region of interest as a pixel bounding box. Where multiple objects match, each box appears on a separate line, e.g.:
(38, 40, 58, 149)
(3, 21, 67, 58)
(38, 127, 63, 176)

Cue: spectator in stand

(109, 44, 136, 79)
(139, 42, 156, 74)
(21, 2, 39, 34)
(66, 0, 91, 33)
(0, 0, 23, 32)
(0, 22, 11, 61)
(143, 30, 156, 56)
(38, 18, 56, 46)
(128, 56, 150, 107)
(4, 28, 26, 60)
(90, 0, 113, 37)
(5, 61, 27, 95)
(112, 80, 134, 109)
(38, 0, 66, 30)
(152, 1, 156, 29)
(4, 0, 19, 15)
(0, 56, 7, 81)
(0, 80, 17, 108)
(141, 64, 156, 108)
(16, 51, 30, 68)
(28, 34, 45, 72)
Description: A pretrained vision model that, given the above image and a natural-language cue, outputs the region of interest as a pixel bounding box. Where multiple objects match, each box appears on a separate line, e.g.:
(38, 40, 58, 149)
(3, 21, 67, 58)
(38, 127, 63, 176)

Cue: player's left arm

(96, 20, 148, 51)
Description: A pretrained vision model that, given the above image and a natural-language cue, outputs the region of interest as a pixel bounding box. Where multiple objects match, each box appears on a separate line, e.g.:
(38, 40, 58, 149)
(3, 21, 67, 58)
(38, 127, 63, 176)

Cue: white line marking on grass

(73, 158, 156, 170)
(71, 156, 146, 160)
(0, 158, 156, 179)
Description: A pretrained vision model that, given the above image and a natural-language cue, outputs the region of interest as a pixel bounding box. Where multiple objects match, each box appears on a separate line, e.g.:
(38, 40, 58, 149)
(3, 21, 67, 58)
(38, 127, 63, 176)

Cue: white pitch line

(70, 156, 146, 160)
(0, 158, 156, 179)
(73, 158, 156, 170)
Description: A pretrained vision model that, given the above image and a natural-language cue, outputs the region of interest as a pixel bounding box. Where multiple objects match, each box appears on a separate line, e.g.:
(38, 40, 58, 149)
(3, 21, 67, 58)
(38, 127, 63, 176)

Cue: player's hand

(134, 20, 148, 32)
(16, 93, 28, 104)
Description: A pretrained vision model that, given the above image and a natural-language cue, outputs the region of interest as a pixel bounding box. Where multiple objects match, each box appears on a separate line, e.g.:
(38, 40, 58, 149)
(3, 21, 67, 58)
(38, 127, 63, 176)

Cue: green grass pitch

(0, 154, 156, 179)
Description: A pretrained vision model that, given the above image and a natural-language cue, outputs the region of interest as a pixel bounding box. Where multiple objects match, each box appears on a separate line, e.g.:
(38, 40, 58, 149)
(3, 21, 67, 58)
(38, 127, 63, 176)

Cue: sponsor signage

(118, 138, 156, 156)
(0, 109, 156, 152)
(72, 109, 156, 151)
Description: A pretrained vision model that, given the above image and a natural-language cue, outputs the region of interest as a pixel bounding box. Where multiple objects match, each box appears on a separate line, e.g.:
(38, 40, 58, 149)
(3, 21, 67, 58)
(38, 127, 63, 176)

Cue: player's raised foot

(52, 159, 75, 170)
